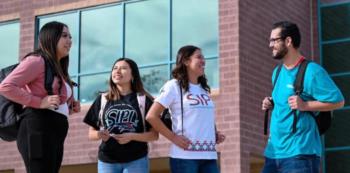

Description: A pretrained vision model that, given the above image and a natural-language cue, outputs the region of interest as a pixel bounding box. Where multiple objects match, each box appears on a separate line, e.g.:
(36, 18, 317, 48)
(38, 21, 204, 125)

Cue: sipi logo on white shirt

(187, 94, 211, 106)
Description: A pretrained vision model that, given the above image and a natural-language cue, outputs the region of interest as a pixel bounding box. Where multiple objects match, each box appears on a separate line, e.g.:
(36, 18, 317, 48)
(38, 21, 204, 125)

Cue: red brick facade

(0, 0, 319, 173)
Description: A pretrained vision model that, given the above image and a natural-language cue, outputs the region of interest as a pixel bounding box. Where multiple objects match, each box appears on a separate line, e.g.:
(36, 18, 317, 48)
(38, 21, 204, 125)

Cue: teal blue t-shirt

(264, 61, 344, 159)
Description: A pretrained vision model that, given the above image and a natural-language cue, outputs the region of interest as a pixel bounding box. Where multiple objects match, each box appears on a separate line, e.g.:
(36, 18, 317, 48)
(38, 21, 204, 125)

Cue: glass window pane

(140, 65, 168, 95)
(125, 0, 169, 65)
(325, 109, 350, 147)
(0, 21, 20, 68)
(332, 75, 350, 107)
(173, 0, 218, 59)
(38, 12, 79, 75)
(321, 0, 350, 5)
(80, 5, 123, 73)
(321, 4, 350, 41)
(79, 73, 109, 103)
(205, 58, 219, 89)
(323, 42, 350, 74)
(326, 150, 350, 172)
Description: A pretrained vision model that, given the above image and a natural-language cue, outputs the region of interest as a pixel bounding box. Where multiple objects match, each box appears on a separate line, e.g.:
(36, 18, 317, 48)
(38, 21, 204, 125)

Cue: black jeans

(16, 108, 68, 173)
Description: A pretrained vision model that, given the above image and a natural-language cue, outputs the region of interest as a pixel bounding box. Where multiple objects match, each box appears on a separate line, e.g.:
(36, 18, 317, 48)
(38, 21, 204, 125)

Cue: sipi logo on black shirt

(103, 104, 140, 134)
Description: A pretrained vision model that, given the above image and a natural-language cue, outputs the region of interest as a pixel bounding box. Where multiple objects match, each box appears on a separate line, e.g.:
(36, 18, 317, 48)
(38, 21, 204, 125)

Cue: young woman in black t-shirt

(84, 58, 158, 173)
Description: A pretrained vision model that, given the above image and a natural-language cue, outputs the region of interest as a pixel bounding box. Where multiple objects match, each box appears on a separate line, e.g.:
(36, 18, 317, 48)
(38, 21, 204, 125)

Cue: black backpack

(264, 60, 332, 135)
(160, 82, 184, 134)
(0, 59, 55, 141)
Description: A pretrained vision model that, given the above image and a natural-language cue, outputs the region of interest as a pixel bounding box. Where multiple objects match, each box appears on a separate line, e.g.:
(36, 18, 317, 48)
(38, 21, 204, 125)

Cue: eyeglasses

(269, 37, 283, 44)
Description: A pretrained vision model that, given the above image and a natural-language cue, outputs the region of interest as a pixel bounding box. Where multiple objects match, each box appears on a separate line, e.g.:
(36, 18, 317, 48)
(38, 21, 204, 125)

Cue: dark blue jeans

(262, 155, 320, 173)
(170, 158, 219, 173)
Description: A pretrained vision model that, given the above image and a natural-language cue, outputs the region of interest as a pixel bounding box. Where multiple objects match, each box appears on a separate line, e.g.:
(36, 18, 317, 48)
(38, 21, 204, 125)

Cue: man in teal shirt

(261, 21, 344, 173)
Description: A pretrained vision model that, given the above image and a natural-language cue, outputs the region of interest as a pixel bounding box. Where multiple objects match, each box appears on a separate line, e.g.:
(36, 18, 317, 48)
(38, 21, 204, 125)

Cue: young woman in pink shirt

(0, 21, 80, 173)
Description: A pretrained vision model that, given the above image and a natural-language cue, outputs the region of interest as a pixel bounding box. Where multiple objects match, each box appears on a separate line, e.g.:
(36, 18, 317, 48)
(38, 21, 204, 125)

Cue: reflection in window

(38, 12, 79, 75)
(323, 42, 350, 74)
(326, 150, 350, 172)
(205, 58, 219, 89)
(172, 0, 218, 59)
(320, 3, 350, 172)
(37, 0, 219, 102)
(125, 0, 169, 65)
(140, 65, 168, 94)
(79, 73, 109, 103)
(0, 21, 20, 68)
(80, 5, 123, 73)
(321, 4, 350, 41)
(325, 109, 350, 147)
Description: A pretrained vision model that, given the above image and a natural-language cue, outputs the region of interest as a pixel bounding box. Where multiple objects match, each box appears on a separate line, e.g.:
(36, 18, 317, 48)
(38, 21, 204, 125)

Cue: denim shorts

(170, 158, 219, 173)
(262, 154, 320, 173)
(98, 156, 149, 173)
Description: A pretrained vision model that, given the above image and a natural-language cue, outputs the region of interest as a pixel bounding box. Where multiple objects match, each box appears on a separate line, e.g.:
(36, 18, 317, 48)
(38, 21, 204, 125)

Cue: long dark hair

(24, 21, 73, 86)
(106, 57, 151, 100)
(172, 45, 210, 93)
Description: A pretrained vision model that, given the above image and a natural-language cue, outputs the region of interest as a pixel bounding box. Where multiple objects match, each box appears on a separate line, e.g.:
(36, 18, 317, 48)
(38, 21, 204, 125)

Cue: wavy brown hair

(172, 45, 210, 93)
(106, 58, 152, 101)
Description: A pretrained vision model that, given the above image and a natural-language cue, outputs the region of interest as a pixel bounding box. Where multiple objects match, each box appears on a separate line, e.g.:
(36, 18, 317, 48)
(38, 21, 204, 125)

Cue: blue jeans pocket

(282, 155, 320, 173)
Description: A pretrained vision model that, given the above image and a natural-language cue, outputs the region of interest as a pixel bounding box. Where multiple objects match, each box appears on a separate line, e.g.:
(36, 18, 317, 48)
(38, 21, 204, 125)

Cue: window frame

(35, 0, 219, 103)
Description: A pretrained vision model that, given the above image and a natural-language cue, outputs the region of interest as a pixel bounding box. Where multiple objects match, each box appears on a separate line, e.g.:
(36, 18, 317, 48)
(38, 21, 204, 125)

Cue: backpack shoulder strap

(179, 84, 184, 135)
(264, 64, 282, 135)
(291, 59, 310, 133)
(42, 58, 56, 95)
(272, 64, 282, 90)
(294, 60, 310, 95)
(176, 80, 184, 135)
(137, 93, 146, 132)
(99, 93, 108, 128)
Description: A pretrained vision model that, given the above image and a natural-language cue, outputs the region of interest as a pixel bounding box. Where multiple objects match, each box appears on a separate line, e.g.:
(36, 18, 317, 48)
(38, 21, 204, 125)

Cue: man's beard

(273, 45, 288, 60)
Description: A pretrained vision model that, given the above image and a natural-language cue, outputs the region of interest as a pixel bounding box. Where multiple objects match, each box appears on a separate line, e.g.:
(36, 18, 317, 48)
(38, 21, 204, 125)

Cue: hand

(98, 130, 110, 142)
(170, 134, 191, 150)
(72, 100, 81, 113)
(216, 131, 225, 144)
(288, 95, 306, 111)
(112, 133, 134, 144)
(40, 95, 60, 109)
(262, 97, 273, 110)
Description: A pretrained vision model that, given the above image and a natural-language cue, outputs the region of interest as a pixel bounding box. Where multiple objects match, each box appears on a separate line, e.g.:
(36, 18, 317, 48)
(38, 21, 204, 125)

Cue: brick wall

(218, 0, 240, 172)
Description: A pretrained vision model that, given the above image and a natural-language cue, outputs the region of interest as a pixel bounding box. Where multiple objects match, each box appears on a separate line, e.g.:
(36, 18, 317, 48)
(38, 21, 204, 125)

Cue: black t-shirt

(83, 92, 153, 163)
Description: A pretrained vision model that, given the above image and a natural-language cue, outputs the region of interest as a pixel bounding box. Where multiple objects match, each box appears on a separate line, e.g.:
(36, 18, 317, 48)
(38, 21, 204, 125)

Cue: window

(319, 1, 350, 172)
(325, 150, 350, 172)
(0, 21, 20, 68)
(125, 0, 170, 94)
(320, 0, 350, 6)
(37, 0, 219, 103)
